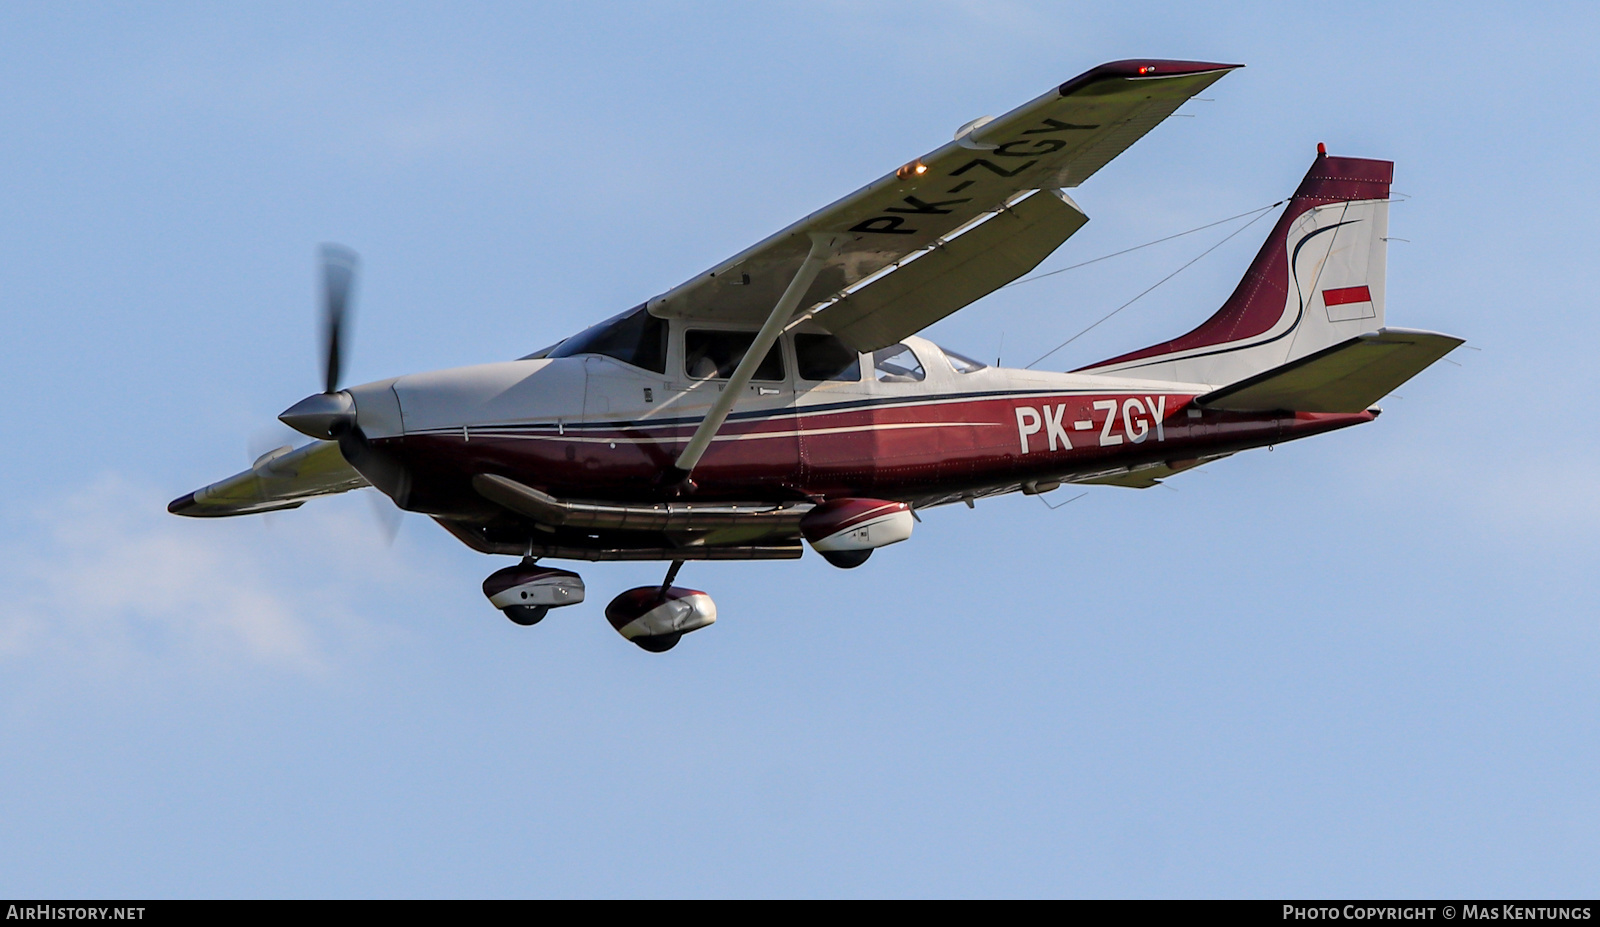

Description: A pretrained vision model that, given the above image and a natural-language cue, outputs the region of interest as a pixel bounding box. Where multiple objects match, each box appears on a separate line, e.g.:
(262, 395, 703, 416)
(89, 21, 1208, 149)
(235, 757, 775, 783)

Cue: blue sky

(2, 1, 1596, 898)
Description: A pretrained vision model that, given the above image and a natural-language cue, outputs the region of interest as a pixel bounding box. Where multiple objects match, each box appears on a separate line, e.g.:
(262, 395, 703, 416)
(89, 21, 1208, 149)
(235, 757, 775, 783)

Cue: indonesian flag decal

(1323, 285, 1372, 306)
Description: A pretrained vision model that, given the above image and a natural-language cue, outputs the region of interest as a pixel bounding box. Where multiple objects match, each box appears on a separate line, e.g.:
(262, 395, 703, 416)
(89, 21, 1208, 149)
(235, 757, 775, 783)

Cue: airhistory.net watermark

(5, 908, 144, 921)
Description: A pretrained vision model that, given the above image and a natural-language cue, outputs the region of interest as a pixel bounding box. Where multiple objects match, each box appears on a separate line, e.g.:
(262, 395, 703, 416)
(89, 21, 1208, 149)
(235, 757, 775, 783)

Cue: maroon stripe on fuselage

(374, 392, 1373, 515)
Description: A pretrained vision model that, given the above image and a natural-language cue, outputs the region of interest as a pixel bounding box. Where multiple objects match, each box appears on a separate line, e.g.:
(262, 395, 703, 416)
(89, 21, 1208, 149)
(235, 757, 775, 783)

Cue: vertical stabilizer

(1078, 151, 1393, 386)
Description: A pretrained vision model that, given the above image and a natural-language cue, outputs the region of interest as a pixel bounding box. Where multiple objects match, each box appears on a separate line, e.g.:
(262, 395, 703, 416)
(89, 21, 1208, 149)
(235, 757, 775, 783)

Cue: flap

(812, 189, 1089, 353)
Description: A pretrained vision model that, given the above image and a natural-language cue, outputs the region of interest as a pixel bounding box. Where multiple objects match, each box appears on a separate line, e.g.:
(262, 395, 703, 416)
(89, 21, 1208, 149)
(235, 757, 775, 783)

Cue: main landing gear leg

(660, 560, 684, 597)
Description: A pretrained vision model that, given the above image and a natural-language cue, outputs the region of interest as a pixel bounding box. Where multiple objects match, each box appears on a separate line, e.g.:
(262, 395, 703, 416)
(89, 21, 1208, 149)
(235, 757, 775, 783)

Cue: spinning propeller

(277, 245, 409, 540)
(279, 245, 361, 439)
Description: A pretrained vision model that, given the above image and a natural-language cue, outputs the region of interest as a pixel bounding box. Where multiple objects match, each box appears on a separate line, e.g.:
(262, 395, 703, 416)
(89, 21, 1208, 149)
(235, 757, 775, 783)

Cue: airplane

(169, 59, 1463, 653)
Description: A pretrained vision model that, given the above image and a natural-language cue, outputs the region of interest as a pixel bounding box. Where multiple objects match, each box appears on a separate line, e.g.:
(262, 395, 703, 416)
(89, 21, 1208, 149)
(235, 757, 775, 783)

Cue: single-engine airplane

(171, 59, 1463, 652)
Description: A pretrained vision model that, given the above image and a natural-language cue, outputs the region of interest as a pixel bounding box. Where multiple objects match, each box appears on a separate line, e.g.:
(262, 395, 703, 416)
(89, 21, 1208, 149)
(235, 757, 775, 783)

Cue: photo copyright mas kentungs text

(1285, 908, 1593, 922)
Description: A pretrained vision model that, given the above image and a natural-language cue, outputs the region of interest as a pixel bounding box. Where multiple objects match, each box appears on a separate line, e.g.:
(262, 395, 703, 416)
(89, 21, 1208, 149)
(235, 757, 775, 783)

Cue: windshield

(531, 304, 668, 373)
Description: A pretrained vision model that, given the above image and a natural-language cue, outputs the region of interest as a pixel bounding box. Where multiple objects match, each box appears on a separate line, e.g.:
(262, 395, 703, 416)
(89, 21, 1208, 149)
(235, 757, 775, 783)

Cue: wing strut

(668, 232, 841, 486)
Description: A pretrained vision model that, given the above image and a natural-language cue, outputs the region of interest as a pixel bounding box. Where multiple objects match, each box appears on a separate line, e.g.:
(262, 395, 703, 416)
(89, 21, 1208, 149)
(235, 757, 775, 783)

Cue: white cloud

(0, 476, 417, 680)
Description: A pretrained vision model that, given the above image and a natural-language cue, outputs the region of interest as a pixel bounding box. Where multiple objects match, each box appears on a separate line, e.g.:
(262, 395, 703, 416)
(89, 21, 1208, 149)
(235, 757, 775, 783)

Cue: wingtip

(167, 492, 198, 516)
(1059, 59, 1243, 96)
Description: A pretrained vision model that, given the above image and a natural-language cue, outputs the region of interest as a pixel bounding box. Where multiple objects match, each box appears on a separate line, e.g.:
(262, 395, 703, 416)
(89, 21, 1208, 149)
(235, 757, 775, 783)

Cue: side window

(794, 333, 861, 382)
(943, 347, 988, 374)
(546, 304, 667, 373)
(684, 330, 785, 381)
(872, 344, 925, 383)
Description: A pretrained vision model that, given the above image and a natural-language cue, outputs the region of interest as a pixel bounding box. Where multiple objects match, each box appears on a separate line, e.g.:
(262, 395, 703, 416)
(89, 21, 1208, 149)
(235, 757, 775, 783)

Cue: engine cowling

(605, 586, 716, 652)
(800, 498, 913, 568)
(483, 562, 585, 625)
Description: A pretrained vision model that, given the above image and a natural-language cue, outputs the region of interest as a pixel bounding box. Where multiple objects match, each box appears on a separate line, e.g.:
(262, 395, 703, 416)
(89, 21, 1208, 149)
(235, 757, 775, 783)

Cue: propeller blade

(320, 244, 359, 394)
(248, 423, 305, 465)
(366, 489, 405, 547)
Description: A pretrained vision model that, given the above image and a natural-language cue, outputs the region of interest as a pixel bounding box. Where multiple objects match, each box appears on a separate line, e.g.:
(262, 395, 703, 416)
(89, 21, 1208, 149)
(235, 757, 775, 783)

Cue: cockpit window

(540, 304, 667, 373)
(684, 330, 784, 381)
(795, 333, 861, 382)
(942, 346, 988, 374)
(872, 344, 925, 383)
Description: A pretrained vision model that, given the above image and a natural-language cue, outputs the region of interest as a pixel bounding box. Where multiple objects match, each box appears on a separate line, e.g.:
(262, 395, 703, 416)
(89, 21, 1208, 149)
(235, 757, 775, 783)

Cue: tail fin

(1078, 149, 1393, 386)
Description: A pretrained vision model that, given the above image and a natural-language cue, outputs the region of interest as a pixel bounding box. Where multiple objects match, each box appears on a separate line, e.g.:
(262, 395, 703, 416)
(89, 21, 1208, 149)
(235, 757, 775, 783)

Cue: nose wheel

(820, 549, 872, 569)
(482, 559, 585, 626)
(503, 605, 549, 626)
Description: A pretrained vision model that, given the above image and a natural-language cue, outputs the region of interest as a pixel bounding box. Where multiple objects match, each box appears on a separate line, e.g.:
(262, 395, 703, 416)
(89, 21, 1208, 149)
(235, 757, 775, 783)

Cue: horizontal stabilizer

(1197, 328, 1464, 413)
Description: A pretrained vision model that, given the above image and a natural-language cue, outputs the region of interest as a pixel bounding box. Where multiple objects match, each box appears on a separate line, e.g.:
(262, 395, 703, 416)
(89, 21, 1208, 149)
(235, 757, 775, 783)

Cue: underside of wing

(168, 440, 369, 517)
(650, 59, 1239, 339)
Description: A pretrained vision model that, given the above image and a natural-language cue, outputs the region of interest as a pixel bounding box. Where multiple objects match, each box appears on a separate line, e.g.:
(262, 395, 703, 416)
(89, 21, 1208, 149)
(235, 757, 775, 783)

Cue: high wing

(168, 440, 368, 517)
(649, 59, 1240, 352)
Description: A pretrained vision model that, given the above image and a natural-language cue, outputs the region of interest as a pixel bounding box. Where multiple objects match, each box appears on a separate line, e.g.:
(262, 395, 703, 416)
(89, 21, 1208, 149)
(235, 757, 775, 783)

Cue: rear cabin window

(794, 333, 861, 382)
(942, 347, 988, 374)
(546, 304, 667, 373)
(684, 330, 785, 381)
(872, 344, 925, 382)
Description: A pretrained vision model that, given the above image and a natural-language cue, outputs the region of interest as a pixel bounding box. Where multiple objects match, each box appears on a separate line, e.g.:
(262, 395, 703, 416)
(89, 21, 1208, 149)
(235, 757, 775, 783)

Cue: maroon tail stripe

(1077, 153, 1392, 371)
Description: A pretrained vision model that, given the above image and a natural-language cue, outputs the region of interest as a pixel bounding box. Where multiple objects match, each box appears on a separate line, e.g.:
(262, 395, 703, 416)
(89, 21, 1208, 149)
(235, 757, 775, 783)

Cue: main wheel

(821, 549, 872, 569)
(503, 605, 549, 626)
(630, 632, 681, 653)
